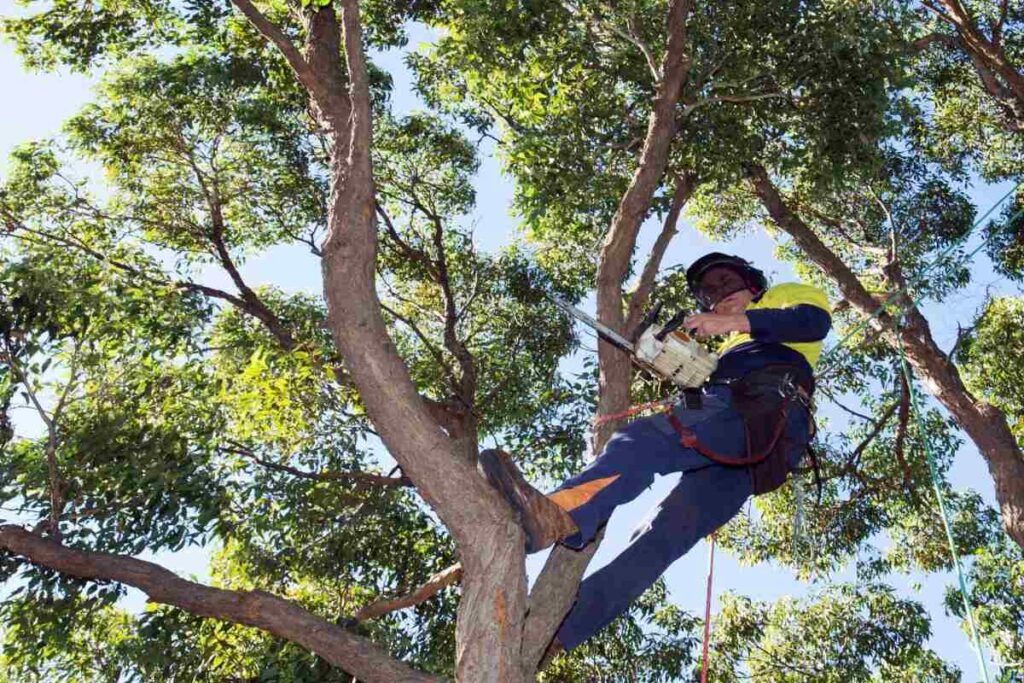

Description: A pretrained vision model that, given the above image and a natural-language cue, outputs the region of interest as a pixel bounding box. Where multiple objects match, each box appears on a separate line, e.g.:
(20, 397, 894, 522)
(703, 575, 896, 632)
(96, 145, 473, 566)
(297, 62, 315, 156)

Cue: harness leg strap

(664, 397, 793, 468)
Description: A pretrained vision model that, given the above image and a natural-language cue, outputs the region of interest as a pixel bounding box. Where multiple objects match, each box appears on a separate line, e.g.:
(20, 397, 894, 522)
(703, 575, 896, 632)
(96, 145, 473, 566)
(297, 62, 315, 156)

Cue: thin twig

(218, 443, 411, 488)
(819, 388, 883, 425)
(844, 401, 899, 471)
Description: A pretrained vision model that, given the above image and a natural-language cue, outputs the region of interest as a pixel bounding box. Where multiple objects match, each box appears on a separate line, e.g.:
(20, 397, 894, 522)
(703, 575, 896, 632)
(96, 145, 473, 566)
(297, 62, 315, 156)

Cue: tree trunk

(747, 163, 1024, 549)
(522, 0, 696, 672)
(313, 3, 529, 680)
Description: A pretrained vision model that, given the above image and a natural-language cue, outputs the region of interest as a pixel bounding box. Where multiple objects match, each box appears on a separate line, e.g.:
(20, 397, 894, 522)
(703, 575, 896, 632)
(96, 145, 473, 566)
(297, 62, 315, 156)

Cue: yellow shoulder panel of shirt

(715, 282, 831, 368)
(751, 282, 831, 314)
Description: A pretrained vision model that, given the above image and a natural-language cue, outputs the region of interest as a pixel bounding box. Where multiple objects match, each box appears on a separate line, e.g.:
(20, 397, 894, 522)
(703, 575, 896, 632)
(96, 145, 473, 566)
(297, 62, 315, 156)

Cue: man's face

(696, 266, 754, 314)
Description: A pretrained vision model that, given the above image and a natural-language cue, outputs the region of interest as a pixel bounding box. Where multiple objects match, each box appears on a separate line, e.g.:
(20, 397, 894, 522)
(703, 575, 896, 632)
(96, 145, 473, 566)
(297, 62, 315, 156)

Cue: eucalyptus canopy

(1, 0, 1022, 680)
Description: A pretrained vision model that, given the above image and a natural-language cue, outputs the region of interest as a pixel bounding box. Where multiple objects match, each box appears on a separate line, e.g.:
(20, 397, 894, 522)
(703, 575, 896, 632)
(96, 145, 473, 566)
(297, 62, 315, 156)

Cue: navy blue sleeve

(745, 305, 832, 343)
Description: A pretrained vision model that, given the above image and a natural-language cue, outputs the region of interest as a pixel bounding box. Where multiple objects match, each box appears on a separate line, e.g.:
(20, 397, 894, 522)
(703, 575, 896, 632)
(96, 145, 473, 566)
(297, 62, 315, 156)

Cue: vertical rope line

(700, 533, 717, 683)
(792, 473, 805, 559)
(894, 322, 991, 683)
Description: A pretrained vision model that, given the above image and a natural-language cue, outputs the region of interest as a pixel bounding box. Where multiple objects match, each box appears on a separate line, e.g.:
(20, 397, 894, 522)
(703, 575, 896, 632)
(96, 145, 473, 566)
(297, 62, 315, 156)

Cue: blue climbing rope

(804, 183, 1024, 682)
(895, 321, 991, 682)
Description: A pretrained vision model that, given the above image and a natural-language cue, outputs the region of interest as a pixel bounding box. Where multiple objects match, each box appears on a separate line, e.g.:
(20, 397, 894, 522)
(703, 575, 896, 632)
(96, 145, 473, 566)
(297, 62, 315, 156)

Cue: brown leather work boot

(478, 449, 579, 553)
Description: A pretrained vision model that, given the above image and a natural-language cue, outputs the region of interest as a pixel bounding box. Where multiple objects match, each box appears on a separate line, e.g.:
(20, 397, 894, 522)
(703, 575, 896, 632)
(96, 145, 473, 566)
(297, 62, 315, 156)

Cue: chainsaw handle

(631, 301, 663, 342)
(655, 309, 689, 341)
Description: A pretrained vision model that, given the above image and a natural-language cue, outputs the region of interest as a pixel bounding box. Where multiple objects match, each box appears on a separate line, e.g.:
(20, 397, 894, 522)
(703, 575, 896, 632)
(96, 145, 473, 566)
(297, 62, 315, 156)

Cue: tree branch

(340, 0, 373, 168)
(923, 0, 1024, 130)
(2, 337, 65, 539)
(682, 91, 789, 116)
(626, 14, 661, 81)
(819, 388, 884, 424)
(625, 172, 697, 331)
(4, 209, 290, 350)
(746, 164, 892, 328)
(994, 0, 1008, 46)
(428, 208, 477, 409)
(181, 141, 300, 352)
(353, 563, 464, 623)
(1, 218, 250, 309)
(920, 0, 959, 26)
(910, 31, 957, 52)
(377, 203, 435, 269)
(380, 189, 479, 440)
(218, 443, 411, 488)
(594, 0, 695, 434)
(524, 0, 696, 671)
(0, 525, 440, 682)
(568, 4, 659, 83)
(790, 201, 888, 256)
(229, 0, 319, 94)
(843, 400, 898, 472)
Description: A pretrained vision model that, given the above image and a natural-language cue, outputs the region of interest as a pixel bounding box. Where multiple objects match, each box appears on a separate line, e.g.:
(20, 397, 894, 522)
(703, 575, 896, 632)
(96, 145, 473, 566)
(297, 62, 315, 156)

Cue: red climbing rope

(592, 397, 676, 428)
(700, 533, 717, 683)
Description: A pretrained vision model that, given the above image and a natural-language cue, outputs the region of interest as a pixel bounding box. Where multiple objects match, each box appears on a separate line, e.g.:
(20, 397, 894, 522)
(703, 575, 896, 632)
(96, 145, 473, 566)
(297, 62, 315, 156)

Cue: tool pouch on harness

(731, 366, 812, 495)
(665, 365, 813, 496)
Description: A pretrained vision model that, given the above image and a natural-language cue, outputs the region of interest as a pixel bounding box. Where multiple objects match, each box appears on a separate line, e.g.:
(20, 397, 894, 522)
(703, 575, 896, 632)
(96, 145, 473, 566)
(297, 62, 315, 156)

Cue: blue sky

(1, 17, 1018, 680)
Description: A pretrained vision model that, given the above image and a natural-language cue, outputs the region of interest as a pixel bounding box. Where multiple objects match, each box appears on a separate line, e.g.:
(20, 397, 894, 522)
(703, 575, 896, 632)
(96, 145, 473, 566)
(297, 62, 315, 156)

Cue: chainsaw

(551, 296, 718, 389)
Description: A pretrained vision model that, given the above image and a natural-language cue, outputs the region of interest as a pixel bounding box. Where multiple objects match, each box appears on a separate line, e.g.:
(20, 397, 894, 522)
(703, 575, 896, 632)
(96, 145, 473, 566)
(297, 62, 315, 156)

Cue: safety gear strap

(664, 396, 793, 468)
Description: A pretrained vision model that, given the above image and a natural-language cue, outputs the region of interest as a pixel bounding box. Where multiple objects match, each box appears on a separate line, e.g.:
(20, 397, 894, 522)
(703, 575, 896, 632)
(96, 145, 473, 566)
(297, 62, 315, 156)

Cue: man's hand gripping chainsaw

(552, 297, 718, 389)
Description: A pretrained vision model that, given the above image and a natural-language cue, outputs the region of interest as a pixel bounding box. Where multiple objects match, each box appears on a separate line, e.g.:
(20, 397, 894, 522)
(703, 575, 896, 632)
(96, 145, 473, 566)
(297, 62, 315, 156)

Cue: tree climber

(479, 252, 831, 655)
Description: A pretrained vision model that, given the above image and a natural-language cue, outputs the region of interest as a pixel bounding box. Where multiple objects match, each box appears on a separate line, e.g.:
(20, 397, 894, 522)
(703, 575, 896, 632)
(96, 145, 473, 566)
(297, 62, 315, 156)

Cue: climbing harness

(665, 366, 815, 495)
(665, 402, 787, 467)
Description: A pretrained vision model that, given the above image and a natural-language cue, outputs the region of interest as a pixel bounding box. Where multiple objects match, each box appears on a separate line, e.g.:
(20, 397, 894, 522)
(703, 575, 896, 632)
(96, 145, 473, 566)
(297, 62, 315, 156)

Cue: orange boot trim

(548, 474, 621, 513)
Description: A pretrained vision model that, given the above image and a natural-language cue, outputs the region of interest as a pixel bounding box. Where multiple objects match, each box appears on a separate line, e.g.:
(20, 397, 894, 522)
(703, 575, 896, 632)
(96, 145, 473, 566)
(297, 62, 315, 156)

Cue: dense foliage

(1, 0, 1023, 679)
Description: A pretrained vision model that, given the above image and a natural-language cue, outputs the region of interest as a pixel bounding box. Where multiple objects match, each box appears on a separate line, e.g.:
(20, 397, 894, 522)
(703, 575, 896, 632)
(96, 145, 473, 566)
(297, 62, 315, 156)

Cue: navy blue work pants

(552, 385, 807, 651)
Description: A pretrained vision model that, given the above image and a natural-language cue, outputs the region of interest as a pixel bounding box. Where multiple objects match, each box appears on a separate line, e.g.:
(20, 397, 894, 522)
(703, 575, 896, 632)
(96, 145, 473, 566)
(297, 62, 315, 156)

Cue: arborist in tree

(479, 252, 831, 655)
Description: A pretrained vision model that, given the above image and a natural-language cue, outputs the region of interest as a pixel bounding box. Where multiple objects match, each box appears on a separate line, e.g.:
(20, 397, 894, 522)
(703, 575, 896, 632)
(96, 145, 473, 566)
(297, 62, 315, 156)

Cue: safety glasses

(695, 267, 749, 311)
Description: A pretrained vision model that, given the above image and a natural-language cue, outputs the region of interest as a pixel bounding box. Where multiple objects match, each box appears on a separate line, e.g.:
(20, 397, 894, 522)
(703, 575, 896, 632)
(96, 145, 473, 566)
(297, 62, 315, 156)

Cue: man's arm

(683, 313, 751, 337)
(745, 282, 832, 342)
(682, 283, 831, 340)
(745, 304, 831, 343)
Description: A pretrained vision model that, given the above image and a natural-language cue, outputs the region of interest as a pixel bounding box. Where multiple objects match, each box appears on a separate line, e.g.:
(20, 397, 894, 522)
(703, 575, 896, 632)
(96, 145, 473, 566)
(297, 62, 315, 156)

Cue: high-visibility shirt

(712, 282, 832, 381)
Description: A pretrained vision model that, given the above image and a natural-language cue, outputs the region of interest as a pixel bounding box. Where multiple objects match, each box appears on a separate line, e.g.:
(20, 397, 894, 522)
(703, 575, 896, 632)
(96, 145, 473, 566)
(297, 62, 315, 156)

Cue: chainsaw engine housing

(634, 327, 718, 388)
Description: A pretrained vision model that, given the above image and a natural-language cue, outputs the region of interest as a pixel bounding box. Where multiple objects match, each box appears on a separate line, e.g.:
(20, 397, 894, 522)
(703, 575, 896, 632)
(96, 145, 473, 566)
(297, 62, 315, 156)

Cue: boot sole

(478, 450, 545, 552)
